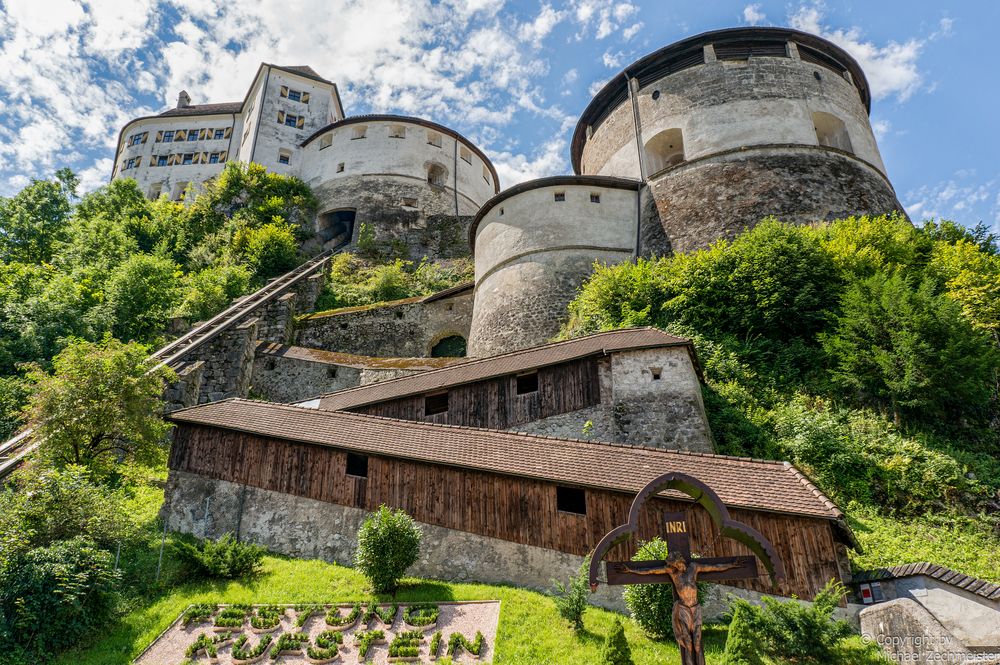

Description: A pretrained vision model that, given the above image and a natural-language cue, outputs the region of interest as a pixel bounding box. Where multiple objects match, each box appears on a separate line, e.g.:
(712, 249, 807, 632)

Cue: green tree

(722, 604, 763, 665)
(233, 221, 299, 280)
(0, 169, 77, 263)
(25, 337, 173, 474)
(174, 263, 252, 322)
(822, 271, 998, 425)
(0, 374, 30, 441)
(102, 253, 182, 342)
(600, 619, 634, 665)
(354, 505, 421, 594)
(551, 556, 591, 632)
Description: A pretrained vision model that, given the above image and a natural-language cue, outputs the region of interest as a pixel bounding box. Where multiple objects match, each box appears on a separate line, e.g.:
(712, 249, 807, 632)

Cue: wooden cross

(589, 473, 783, 665)
(605, 513, 759, 665)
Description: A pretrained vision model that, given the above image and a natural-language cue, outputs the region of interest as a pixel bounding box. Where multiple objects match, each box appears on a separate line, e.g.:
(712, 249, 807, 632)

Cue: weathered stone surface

(189, 318, 259, 404)
(294, 288, 472, 358)
(641, 147, 903, 254)
(861, 599, 1000, 664)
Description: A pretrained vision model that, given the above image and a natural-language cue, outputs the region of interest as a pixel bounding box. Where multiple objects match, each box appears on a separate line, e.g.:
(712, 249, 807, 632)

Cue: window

(498, 207, 504, 216)
(401, 197, 418, 207)
(147, 183, 162, 200)
(208, 153, 220, 164)
(187, 130, 199, 141)
(278, 149, 291, 165)
(319, 134, 333, 150)
(590, 193, 601, 203)
(172, 181, 189, 201)
(283, 113, 299, 127)
(182, 153, 194, 165)
(336, 162, 345, 173)
(128, 132, 146, 147)
(123, 157, 136, 170)
(352, 125, 367, 140)
(389, 125, 406, 139)
(430, 335, 467, 358)
(812, 111, 853, 153)
(327, 366, 338, 378)
(644, 128, 685, 174)
(157, 155, 168, 167)
(346, 452, 368, 478)
(483, 165, 492, 184)
(287, 89, 301, 102)
(554, 192, 565, 202)
(214, 129, 225, 140)
(459, 146, 472, 164)
(516, 372, 539, 395)
(426, 130, 442, 147)
(424, 392, 449, 416)
(650, 367, 662, 381)
(162, 130, 174, 142)
(427, 163, 447, 187)
(557, 486, 587, 515)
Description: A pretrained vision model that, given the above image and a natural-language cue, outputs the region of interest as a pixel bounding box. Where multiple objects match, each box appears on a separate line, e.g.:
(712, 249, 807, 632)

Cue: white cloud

(77, 157, 114, 193)
(905, 174, 998, 226)
(588, 78, 609, 96)
(491, 137, 567, 187)
(518, 4, 565, 47)
(789, 4, 927, 102)
(569, 0, 638, 40)
(602, 50, 623, 69)
(871, 119, 891, 141)
(622, 22, 643, 40)
(742, 4, 766, 26)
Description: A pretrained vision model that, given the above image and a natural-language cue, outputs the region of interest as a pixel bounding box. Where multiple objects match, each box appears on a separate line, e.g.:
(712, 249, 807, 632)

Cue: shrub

(727, 580, 854, 664)
(234, 221, 299, 280)
(355, 629, 385, 658)
(0, 537, 120, 661)
(403, 603, 440, 626)
(447, 631, 484, 657)
(551, 556, 591, 632)
(389, 630, 424, 657)
(354, 505, 421, 593)
(623, 538, 705, 639)
(600, 619, 635, 665)
(325, 602, 361, 627)
(102, 252, 182, 342)
(231, 633, 272, 661)
(174, 533, 265, 580)
(722, 604, 763, 665)
(182, 603, 217, 625)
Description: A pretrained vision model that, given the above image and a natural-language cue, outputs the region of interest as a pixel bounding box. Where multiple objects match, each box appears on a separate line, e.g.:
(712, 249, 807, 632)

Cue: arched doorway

(430, 335, 467, 358)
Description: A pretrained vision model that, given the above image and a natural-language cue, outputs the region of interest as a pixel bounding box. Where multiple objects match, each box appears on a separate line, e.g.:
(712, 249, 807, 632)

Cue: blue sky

(0, 0, 996, 233)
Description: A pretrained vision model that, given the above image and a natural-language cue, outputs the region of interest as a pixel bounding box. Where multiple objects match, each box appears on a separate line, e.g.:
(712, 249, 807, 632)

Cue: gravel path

(135, 601, 500, 664)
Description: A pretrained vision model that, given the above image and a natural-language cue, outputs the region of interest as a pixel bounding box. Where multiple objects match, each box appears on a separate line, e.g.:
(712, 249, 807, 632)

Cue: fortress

(112, 27, 915, 618)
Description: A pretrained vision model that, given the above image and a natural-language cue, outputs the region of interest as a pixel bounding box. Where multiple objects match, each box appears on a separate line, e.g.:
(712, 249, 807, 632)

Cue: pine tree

(722, 603, 764, 665)
(599, 619, 634, 665)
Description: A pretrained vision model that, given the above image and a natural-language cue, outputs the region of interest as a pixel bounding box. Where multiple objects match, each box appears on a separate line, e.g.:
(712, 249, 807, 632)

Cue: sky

(0, 0, 996, 233)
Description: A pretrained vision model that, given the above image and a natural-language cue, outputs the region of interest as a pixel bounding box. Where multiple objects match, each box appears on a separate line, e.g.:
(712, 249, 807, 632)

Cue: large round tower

(572, 27, 904, 254)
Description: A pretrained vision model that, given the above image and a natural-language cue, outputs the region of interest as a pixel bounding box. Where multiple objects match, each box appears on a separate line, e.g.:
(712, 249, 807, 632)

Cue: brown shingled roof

(314, 327, 694, 411)
(854, 563, 1000, 601)
(168, 398, 846, 526)
(159, 102, 243, 117)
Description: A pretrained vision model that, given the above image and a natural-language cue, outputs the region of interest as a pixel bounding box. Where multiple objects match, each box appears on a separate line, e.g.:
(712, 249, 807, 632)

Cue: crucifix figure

(590, 473, 784, 665)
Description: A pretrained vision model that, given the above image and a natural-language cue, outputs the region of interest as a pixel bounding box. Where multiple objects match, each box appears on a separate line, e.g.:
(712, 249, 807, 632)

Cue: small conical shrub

(600, 619, 634, 665)
(722, 602, 764, 665)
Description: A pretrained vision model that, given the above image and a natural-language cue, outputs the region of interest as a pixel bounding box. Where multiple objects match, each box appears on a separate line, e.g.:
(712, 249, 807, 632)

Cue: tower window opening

(590, 193, 601, 203)
(424, 391, 449, 416)
(426, 130, 442, 147)
(812, 111, 853, 154)
(401, 197, 418, 207)
(351, 125, 367, 140)
(319, 134, 333, 149)
(336, 162, 345, 173)
(148, 182, 163, 200)
(389, 124, 406, 138)
(644, 128, 685, 175)
(427, 163, 448, 187)
(557, 486, 587, 515)
(460, 146, 472, 164)
(554, 192, 565, 202)
(482, 165, 491, 184)
(346, 452, 368, 478)
(650, 367, 662, 381)
(515, 372, 539, 395)
(498, 207, 504, 216)
(277, 149, 291, 165)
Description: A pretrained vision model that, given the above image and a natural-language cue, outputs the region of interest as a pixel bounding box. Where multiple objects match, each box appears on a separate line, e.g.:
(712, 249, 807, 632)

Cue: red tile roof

(168, 398, 845, 525)
(314, 327, 696, 411)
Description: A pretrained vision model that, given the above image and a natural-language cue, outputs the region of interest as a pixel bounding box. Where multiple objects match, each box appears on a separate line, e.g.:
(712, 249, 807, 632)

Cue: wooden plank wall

(350, 357, 603, 429)
(170, 424, 845, 600)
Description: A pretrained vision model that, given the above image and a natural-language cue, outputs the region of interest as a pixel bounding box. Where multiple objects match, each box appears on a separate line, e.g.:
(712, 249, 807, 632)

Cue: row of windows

(341, 449, 587, 514)
(494, 192, 602, 216)
(138, 151, 228, 168)
(318, 126, 490, 184)
(155, 127, 231, 144)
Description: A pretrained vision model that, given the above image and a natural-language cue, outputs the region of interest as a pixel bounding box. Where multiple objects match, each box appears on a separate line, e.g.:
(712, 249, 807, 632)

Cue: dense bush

(232, 221, 299, 279)
(724, 580, 863, 664)
(600, 619, 635, 665)
(354, 505, 421, 594)
(721, 603, 763, 665)
(0, 537, 120, 662)
(551, 556, 591, 632)
(174, 533, 265, 580)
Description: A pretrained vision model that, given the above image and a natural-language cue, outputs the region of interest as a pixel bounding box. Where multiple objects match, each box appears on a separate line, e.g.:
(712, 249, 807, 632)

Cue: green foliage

(822, 271, 997, 425)
(251, 604, 284, 630)
(430, 630, 443, 658)
(312, 252, 473, 312)
(173, 263, 252, 322)
(389, 630, 424, 657)
(214, 604, 252, 628)
(325, 601, 361, 627)
(0, 373, 29, 440)
(186, 633, 218, 658)
(181, 603, 217, 625)
(356, 221, 378, 258)
(726, 581, 861, 664)
(551, 556, 591, 632)
(307, 630, 343, 660)
(403, 603, 440, 626)
(231, 633, 272, 660)
(0, 536, 120, 662)
(721, 604, 763, 665)
(174, 533, 265, 580)
(271, 631, 308, 657)
(101, 253, 182, 342)
(26, 337, 173, 474)
(623, 538, 704, 639)
(447, 630, 484, 656)
(233, 221, 300, 280)
(0, 169, 77, 263)
(354, 505, 422, 594)
(600, 619, 635, 665)
(354, 629, 385, 658)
